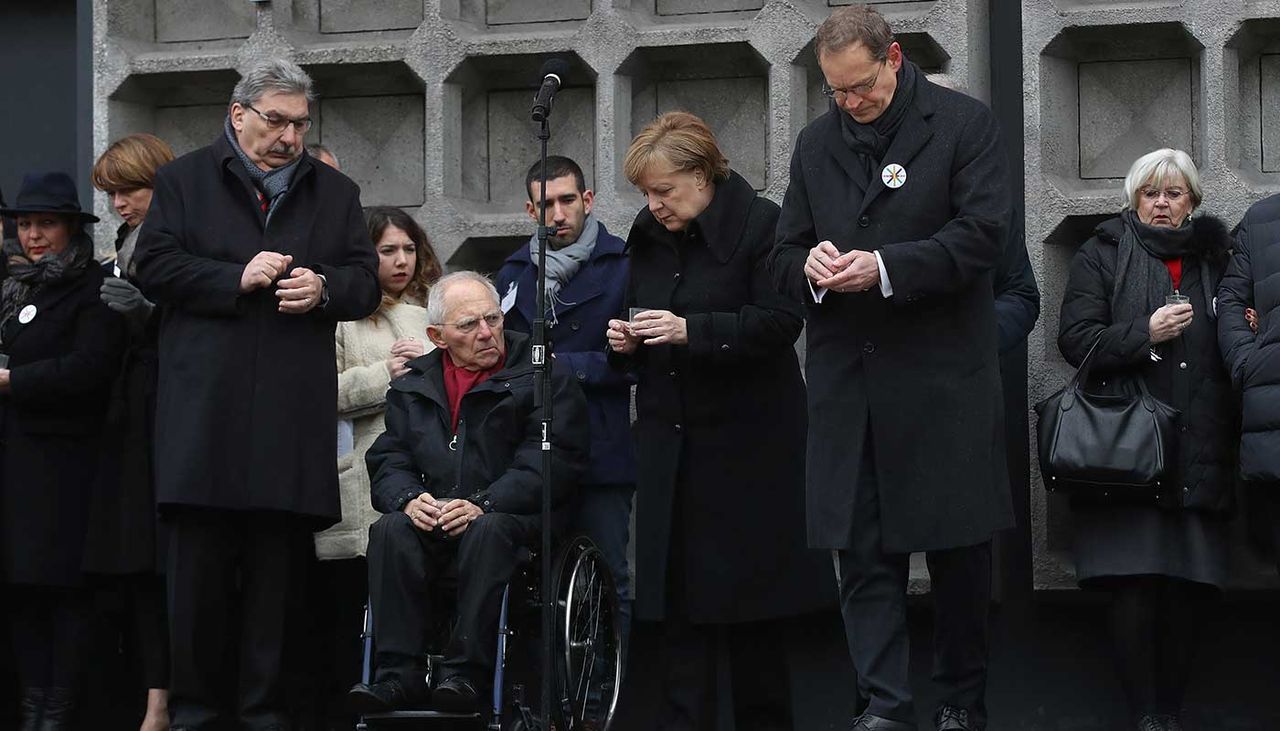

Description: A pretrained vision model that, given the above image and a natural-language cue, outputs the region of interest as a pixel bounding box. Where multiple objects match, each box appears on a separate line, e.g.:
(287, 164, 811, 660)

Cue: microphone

(530, 58, 571, 122)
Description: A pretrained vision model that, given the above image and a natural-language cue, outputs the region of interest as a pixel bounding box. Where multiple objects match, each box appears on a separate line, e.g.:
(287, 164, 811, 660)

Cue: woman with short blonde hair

(607, 112, 833, 729)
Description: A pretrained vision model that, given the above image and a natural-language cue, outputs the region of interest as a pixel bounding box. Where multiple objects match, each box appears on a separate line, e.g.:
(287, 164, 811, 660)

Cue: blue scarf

(224, 116, 301, 223)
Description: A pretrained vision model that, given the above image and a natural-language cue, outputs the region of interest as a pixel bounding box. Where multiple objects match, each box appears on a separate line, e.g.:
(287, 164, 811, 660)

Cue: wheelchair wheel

(551, 536, 623, 731)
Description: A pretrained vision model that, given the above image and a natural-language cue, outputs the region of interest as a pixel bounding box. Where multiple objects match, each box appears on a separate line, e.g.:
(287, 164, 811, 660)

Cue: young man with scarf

(134, 58, 380, 729)
(768, 6, 1013, 731)
(494, 156, 636, 651)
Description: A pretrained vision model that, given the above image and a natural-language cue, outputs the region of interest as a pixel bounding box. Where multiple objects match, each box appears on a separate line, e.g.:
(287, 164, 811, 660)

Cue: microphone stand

(532, 108, 556, 731)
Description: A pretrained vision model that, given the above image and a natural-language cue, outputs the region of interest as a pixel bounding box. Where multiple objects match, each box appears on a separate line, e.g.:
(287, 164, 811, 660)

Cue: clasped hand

(402, 492, 483, 537)
(804, 240, 880, 293)
(239, 251, 323, 314)
(607, 309, 687, 353)
(387, 337, 427, 378)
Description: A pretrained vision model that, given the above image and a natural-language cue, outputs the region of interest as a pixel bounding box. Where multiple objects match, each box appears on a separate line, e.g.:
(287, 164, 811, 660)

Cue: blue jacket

(495, 223, 636, 487)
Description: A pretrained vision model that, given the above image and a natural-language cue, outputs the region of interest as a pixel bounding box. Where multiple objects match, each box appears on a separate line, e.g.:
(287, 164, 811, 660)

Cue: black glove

(100, 276, 154, 325)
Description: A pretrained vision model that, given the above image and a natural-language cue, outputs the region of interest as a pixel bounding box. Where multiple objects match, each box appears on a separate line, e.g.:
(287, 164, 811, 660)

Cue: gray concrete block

(1263, 55, 1280, 173)
(487, 87, 597, 207)
(1078, 58, 1195, 179)
(485, 0, 592, 25)
(155, 105, 227, 157)
(156, 0, 255, 43)
(643, 77, 769, 189)
(319, 0, 422, 33)
(656, 0, 764, 15)
(317, 95, 425, 207)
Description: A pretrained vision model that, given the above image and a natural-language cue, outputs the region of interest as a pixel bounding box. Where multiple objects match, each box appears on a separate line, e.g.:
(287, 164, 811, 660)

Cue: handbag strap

(1062, 333, 1159, 412)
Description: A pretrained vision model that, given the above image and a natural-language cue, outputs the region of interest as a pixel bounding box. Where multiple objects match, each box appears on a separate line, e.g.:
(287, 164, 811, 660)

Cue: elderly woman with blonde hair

(1056, 148, 1236, 731)
(606, 111, 833, 730)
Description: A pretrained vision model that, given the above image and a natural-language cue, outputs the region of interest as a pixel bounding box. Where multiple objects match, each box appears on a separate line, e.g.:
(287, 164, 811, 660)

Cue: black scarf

(1110, 209, 1212, 325)
(839, 59, 919, 177)
(0, 232, 93, 343)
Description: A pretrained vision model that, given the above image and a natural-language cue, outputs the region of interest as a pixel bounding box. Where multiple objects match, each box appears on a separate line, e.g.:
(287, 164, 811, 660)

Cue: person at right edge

(1217, 167, 1280, 585)
(1060, 149, 1235, 731)
(768, 6, 1013, 731)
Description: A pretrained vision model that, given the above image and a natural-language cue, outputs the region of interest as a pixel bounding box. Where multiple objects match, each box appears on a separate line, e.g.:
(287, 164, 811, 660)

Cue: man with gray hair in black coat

(135, 57, 380, 728)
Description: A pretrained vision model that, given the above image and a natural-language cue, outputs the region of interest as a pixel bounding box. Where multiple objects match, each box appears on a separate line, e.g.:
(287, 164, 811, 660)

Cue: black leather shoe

(18, 687, 44, 731)
(851, 714, 917, 731)
(1137, 716, 1163, 731)
(935, 705, 970, 731)
(347, 679, 414, 714)
(433, 675, 480, 712)
(37, 687, 74, 731)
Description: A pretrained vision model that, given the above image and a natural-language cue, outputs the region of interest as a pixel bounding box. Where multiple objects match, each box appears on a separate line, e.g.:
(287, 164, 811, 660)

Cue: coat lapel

(821, 116, 871, 194)
(857, 90, 936, 217)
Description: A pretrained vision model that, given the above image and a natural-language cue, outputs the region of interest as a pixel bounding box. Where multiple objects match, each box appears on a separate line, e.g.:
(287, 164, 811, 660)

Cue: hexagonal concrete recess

(792, 33, 950, 125)
(1226, 18, 1280, 178)
(443, 53, 597, 210)
(448, 235, 527, 276)
(304, 61, 427, 208)
(108, 69, 242, 157)
(1038, 22, 1202, 187)
(616, 42, 770, 190)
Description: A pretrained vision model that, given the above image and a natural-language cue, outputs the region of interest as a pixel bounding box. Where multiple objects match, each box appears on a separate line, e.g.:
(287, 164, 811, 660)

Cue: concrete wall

(90, 0, 989, 267)
(1023, 0, 1280, 589)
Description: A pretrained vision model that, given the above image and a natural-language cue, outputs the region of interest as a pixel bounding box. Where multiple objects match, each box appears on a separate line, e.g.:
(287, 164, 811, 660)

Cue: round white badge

(18, 305, 37, 324)
(881, 163, 907, 189)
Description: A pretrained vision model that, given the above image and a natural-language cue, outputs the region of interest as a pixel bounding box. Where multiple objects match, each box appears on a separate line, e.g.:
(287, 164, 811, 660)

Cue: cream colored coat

(315, 301, 432, 559)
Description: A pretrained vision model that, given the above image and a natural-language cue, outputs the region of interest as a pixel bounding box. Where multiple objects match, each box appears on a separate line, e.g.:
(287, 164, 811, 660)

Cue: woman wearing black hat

(0, 172, 125, 729)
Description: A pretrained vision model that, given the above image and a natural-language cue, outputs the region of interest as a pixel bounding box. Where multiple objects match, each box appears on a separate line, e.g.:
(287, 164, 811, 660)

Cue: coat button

(720, 344, 730, 351)
(858, 215, 870, 228)
(576, 371, 586, 381)
(1179, 362, 1187, 370)
(669, 370, 677, 377)
(673, 273, 681, 281)
(570, 321, 580, 331)
(674, 423, 682, 432)
(863, 342, 875, 354)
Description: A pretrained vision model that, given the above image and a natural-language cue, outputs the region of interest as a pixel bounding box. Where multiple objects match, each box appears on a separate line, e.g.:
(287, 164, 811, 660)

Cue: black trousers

(7, 586, 93, 691)
(294, 556, 366, 731)
(166, 509, 312, 730)
(367, 510, 537, 691)
(836, 443, 994, 729)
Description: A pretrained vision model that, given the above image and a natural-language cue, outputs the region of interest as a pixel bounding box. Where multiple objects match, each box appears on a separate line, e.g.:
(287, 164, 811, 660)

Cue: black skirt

(1072, 504, 1230, 589)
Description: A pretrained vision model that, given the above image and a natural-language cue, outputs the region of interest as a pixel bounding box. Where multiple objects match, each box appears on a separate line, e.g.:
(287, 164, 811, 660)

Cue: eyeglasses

(1140, 187, 1187, 202)
(244, 103, 313, 134)
(436, 311, 503, 334)
(821, 60, 886, 100)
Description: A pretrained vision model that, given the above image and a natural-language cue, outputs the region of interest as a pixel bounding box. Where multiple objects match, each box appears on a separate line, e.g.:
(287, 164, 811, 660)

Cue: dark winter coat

(495, 224, 635, 488)
(616, 170, 836, 625)
(1218, 193, 1280, 482)
(135, 138, 381, 526)
(366, 331, 589, 517)
(83, 228, 163, 575)
(1, 264, 125, 586)
(994, 205, 1040, 355)
(1059, 215, 1236, 512)
(769, 78, 1015, 553)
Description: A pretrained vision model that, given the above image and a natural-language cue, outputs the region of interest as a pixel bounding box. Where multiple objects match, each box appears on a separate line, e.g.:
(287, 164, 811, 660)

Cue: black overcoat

(83, 230, 163, 575)
(1059, 216, 1237, 512)
(769, 79, 1015, 553)
(1, 263, 125, 586)
(618, 171, 836, 625)
(135, 138, 380, 526)
(1217, 193, 1280, 481)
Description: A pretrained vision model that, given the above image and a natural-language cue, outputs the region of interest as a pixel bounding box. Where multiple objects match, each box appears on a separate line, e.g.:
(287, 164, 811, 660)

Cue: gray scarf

(1110, 209, 1213, 325)
(0, 233, 93, 343)
(117, 225, 141, 279)
(528, 214, 599, 323)
(224, 115, 301, 223)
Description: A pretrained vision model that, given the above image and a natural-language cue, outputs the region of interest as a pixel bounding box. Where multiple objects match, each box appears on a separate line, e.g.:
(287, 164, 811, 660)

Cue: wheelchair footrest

(361, 710, 482, 720)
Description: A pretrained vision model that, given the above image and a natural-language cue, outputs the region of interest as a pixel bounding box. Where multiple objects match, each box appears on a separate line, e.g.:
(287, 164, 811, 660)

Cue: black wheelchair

(356, 535, 623, 731)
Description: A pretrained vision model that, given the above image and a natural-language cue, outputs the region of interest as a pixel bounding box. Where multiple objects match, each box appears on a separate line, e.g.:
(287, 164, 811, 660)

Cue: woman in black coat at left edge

(0, 172, 126, 729)
(607, 112, 834, 731)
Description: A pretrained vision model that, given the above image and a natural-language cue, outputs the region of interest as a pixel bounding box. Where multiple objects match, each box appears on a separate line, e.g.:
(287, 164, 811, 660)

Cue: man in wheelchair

(347, 271, 589, 714)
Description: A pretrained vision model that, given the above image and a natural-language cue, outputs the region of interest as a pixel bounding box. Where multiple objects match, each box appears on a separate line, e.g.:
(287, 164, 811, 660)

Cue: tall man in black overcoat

(134, 58, 380, 729)
(768, 7, 1013, 731)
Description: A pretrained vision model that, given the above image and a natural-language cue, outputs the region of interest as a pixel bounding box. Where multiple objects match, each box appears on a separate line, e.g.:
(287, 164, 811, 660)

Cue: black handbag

(1035, 338, 1180, 497)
